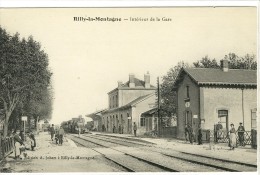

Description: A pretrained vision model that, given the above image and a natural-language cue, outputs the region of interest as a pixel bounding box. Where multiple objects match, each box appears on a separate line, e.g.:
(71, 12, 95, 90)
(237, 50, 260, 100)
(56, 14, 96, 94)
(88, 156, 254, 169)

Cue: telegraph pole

(157, 77, 161, 137)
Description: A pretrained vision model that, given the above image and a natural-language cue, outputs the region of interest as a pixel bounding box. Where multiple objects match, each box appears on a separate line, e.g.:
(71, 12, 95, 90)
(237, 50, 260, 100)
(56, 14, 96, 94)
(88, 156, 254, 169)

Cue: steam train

(61, 117, 85, 134)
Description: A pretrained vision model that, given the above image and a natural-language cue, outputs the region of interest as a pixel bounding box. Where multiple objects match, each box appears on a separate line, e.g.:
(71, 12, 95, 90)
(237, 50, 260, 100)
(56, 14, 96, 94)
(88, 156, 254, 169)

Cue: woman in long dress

(229, 123, 236, 150)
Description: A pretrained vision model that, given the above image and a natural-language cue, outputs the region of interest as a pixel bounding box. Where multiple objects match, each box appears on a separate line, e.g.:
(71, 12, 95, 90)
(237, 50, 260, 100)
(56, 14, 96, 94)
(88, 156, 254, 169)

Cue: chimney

(144, 71, 150, 88)
(220, 60, 229, 72)
(129, 74, 135, 88)
(118, 81, 123, 88)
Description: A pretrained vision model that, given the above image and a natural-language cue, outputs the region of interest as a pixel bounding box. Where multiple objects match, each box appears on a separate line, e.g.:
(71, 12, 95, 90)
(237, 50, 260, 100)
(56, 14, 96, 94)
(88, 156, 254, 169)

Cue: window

(140, 117, 145, 126)
(186, 86, 190, 98)
(116, 95, 118, 107)
(112, 96, 114, 108)
(251, 109, 257, 130)
(218, 110, 228, 130)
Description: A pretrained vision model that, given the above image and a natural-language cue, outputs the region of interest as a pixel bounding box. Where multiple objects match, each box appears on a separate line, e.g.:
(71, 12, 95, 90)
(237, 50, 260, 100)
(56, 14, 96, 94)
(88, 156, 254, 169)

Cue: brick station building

(173, 60, 257, 140)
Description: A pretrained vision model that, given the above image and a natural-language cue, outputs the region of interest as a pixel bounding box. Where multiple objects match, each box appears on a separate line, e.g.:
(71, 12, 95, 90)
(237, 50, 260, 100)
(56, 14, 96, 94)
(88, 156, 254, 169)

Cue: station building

(101, 73, 156, 135)
(86, 109, 106, 132)
(173, 60, 257, 139)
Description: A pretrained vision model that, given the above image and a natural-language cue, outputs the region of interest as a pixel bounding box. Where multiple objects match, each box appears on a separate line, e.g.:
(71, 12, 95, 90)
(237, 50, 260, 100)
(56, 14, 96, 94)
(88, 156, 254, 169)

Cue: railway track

(68, 135, 253, 172)
(73, 133, 257, 172)
(90, 135, 257, 172)
(67, 134, 171, 172)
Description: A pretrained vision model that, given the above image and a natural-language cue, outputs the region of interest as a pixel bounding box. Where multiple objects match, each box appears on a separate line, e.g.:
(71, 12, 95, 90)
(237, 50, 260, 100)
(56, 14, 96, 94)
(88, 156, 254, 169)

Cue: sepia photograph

(0, 4, 258, 173)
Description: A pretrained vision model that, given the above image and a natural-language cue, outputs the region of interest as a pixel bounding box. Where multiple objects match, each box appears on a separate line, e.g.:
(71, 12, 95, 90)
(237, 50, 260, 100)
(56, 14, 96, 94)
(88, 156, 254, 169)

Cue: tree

(0, 27, 52, 137)
(224, 53, 257, 70)
(193, 53, 257, 70)
(159, 61, 189, 123)
(193, 55, 220, 68)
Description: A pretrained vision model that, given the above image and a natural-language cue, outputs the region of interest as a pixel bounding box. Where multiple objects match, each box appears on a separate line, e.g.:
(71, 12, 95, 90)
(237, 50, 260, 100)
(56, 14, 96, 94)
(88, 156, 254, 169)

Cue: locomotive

(61, 117, 85, 134)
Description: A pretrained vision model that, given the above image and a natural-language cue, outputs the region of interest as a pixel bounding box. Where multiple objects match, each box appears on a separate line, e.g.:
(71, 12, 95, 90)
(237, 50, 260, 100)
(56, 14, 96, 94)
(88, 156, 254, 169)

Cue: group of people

(112, 124, 125, 134)
(229, 122, 245, 150)
(184, 124, 203, 145)
(49, 124, 65, 145)
(13, 129, 36, 160)
(101, 122, 137, 136)
(184, 122, 245, 150)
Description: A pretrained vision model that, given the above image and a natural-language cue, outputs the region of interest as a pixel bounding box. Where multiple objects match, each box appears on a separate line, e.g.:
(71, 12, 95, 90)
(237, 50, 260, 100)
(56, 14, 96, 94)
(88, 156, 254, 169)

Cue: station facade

(101, 73, 156, 135)
(173, 60, 257, 139)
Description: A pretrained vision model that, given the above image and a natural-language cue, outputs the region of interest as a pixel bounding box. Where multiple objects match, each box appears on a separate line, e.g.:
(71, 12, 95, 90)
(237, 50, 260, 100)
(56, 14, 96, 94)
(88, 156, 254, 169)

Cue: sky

(0, 7, 257, 124)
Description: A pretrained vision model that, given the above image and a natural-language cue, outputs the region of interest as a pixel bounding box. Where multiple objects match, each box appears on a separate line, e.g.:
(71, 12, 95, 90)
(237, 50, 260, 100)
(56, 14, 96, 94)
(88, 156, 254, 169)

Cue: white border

(0, 0, 259, 8)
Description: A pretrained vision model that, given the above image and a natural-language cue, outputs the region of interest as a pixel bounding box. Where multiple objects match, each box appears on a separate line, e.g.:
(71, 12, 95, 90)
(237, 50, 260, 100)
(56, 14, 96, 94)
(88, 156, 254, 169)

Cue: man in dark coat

(50, 124, 55, 141)
(14, 129, 24, 159)
(237, 122, 245, 146)
(58, 126, 65, 145)
(187, 125, 193, 144)
(29, 131, 36, 151)
(197, 124, 203, 145)
(133, 122, 137, 137)
(184, 124, 189, 142)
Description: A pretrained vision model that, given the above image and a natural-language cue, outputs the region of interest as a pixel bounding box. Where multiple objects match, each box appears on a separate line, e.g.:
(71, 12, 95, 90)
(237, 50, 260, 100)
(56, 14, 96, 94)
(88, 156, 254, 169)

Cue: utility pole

(157, 77, 161, 137)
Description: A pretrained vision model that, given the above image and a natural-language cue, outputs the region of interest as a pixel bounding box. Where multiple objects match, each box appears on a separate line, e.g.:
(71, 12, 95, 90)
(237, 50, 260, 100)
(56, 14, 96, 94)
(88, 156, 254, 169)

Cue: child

(29, 131, 36, 151)
(55, 130, 59, 144)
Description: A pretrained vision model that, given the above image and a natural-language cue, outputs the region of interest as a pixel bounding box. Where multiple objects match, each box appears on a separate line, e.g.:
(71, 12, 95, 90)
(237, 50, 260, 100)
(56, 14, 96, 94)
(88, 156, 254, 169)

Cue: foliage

(0, 27, 52, 136)
(159, 61, 189, 119)
(193, 53, 257, 70)
(193, 55, 220, 68)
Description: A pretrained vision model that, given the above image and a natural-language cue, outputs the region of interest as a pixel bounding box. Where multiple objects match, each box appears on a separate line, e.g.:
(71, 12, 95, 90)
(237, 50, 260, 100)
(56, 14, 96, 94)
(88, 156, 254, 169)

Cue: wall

(202, 87, 257, 131)
(108, 90, 118, 109)
(176, 74, 200, 139)
(119, 89, 156, 107)
(132, 94, 156, 135)
(102, 108, 132, 134)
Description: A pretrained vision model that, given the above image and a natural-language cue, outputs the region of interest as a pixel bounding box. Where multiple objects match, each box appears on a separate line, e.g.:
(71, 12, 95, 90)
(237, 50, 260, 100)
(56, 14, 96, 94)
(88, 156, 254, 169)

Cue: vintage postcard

(0, 3, 258, 174)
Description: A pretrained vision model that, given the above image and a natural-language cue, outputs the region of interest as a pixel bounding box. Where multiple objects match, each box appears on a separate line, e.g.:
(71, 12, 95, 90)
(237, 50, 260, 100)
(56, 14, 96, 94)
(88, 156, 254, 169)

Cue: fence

(161, 126, 177, 138)
(0, 134, 14, 161)
(201, 129, 257, 149)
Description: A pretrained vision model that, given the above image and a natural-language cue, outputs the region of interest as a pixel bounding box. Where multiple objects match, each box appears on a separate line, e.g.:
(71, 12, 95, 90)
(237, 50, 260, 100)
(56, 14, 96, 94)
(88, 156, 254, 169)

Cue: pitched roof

(175, 68, 257, 87)
(108, 78, 156, 94)
(141, 108, 157, 117)
(124, 93, 154, 107)
(102, 93, 155, 114)
(86, 109, 107, 120)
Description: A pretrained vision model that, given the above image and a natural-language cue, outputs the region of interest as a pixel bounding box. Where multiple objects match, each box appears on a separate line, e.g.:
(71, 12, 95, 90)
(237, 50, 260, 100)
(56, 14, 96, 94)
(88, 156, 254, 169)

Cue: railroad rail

(69, 133, 256, 172)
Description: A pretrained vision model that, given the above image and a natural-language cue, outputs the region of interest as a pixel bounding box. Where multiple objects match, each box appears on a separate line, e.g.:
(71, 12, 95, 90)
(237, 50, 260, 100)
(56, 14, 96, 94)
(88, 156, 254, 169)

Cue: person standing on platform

(50, 124, 55, 141)
(237, 122, 245, 146)
(184, 124, 189, 142)
(187, 124, 194, 144)
(229, 123, 236, 150)
(121, 124, 124, 134)
(58, 126, 65, 145)
(14, 129, 24, 159)
(133, 122, 137, 137)
(197, 124, 203, 145)
(118, 124, 121, 134)
(29, 131, 36, 151)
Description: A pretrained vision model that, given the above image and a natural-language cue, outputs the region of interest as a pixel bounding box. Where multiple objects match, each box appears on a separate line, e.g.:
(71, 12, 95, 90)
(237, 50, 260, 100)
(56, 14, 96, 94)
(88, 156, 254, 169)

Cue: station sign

(21, 116, 27, 121)
(77, 122, 84, 127)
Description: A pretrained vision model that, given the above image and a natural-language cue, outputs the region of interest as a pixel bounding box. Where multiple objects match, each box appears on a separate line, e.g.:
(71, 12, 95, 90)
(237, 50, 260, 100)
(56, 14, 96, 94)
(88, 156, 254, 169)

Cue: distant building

(173, 60, 257, 140)
(86, 109, 106, 132)
(140, 108, 158, 133)
(101, 72, 156, 135)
